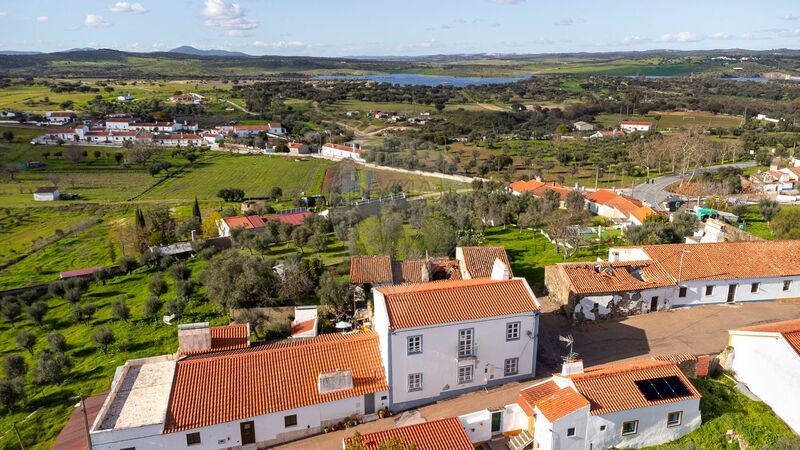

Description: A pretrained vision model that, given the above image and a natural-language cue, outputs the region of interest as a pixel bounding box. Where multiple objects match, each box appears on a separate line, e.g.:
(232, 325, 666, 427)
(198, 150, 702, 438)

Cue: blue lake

(315, 73, 532, 87)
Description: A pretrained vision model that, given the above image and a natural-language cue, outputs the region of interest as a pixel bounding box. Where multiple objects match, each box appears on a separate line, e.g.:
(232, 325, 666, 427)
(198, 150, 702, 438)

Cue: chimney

(177, 322, 212, 354)
(318, 369, 353, 394)
(561, 359, 584, 376)
(490, 258, 510, 280)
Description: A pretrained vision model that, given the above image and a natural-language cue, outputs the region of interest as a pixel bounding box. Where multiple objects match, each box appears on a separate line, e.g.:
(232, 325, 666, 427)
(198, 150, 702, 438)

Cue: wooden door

(240, 421, 256, 445)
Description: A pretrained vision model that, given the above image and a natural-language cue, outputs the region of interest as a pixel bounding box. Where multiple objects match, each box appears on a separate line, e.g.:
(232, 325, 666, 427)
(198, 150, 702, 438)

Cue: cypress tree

(192, 196, 202, 225)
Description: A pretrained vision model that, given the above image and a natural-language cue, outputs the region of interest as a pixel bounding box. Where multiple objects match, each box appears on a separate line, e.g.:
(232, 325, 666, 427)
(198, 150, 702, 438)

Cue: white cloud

(553, 17, 573, 26)
(708, 31, 731, 40)
(36, 16, 48, 22)
(783, 14, 799, 21)
(487, 0, 525, 4)
(0, 12, 8, 17)
(660, 31, 701, 43)
(85, 14, 111, 27)
(252, 40, 306, 50)
(621, 35, 651, 45)
(109, 2, 147, 13)
(226, 30, 249, 37)
(201, 0, 258, 31)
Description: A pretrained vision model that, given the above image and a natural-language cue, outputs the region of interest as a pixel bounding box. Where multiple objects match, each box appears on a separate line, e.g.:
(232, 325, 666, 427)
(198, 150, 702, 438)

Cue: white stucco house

(573, 121, 594, 132)
(509, 358, 701, 450)
(620, 121, 653, 132)
(87, 324, 388, 449)
(321, 143, 366, 162)
(727, 318, 800, 434)
(547, 240, 800, 321)
(33, 186, 60, 201)
(46, 111, 76, 124)
(372, 274, 541, 411)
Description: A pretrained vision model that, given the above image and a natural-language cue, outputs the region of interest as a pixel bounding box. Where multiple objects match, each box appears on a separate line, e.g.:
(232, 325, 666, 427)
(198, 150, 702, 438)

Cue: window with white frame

(458, 329, 474, 357)
(458, 365, 474, 384)
(751, 283, 759, 293)
(705, 285, 714, 296)
(622, 420, 638, 436)
(407, 335, 422, 354)
(667, 411, 682, 427)
(504, 358, 519, 376)
(506, 322, 520, 341)
(408, 373, 423, 392)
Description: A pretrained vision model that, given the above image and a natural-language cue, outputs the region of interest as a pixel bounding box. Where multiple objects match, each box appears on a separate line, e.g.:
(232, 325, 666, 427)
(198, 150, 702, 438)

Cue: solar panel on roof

(634, 376, 691, 401)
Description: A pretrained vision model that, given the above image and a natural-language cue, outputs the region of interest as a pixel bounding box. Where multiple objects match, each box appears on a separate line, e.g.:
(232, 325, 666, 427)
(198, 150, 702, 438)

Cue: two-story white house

(372, 275, 541, 411)
(727, 318, 800, 434)
(513, 358, 701, 450)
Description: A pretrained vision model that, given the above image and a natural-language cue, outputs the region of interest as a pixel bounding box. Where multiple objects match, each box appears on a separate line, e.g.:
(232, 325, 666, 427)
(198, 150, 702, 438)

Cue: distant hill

(0, 50, 43, 56)
(168, 46, 251, 57)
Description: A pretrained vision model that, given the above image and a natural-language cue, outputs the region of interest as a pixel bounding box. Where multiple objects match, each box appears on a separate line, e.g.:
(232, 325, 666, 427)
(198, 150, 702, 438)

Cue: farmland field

(596, 111, 743, 130)
(141, 154, 332, 201)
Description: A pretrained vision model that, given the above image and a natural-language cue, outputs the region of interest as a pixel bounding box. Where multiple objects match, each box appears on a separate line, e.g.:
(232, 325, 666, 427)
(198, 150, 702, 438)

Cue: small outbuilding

(33, 186, 60, 201)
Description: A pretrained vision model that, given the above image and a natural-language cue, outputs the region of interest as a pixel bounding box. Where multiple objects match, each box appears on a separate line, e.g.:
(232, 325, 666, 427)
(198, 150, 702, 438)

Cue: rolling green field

(595, 112, 743, 130)
(140, 154, 332, 201)
(0, 259, 225, 449)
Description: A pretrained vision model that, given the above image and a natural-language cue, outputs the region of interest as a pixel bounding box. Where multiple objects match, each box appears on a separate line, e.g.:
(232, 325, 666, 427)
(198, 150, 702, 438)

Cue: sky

(0, 0, 799, 56)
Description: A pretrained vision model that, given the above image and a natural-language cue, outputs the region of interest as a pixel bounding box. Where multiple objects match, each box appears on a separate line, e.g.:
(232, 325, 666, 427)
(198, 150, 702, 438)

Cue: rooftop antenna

(559, 334, 578, 362)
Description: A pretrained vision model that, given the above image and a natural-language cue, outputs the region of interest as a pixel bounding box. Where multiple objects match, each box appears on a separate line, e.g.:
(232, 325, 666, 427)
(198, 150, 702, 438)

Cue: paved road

(630, 161, 756, 210)
(275, 301, 800, 450)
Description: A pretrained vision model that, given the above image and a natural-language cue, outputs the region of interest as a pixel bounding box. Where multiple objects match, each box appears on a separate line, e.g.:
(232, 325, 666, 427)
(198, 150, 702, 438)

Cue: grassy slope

(595, 112, 743, 130)
(482, 226, 622, 289)
(0, 259, 224, 449)
(141, 155, 332, 201)
(645, 376, 796, 450)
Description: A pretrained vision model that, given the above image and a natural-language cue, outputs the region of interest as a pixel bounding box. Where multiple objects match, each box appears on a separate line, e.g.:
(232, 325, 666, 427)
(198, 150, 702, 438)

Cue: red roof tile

(345, 417, 473, 450)
(458, 246, 513, 279)
(569, 359, 701, 415)
(621, 121, 653, 126)
(641, 240, 800, 281)
(557, 260, 675, 294)
(164, 331, 387, 433)
(518, 380, 590, 422)
(263, 210, 311, 226)
(53, 392, 109, 450)
(223, 215, 266, 230)
(376, 278, 538, 329)
(350, 255, 394, 284)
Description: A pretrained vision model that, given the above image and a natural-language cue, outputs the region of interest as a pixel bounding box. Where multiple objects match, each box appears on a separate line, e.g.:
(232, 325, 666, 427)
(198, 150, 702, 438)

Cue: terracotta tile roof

(508, 179, 545, 193)
(458, 246, 513, 279)
(621, 121, 653, 126)
(345, 417, 473, 450)
(350, 255, 393, 284)
(735, 318, 800, 356)
(376, 278, 539, 329)
(531, 182, 573, 200)
(568, 359, 701, 415)
(788, 167, 800, 177)
(164, 331, 387, 433)
(632, 206, 658, 223)
(179, 324, 251, 356)
(584, 189, 619, 204)
(605, 195, 644, 218)
(324, 143, 364, 153)
(263, 210, 312, 226)
(641, 240, 800, 281)
(35, 186, 59, 194)
(223, 215, 266, 230)
(518, 380, 589, 422)
(557, 260, 675, 295)
(396, 258, 462, 283)
(654, 352, 698, 365)
(50, 111, 76, 117)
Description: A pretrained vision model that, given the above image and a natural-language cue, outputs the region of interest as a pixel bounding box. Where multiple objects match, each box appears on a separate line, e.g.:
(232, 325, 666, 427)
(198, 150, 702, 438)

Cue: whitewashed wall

(90, 393, 388, 450)
(729, 332, 800, 434)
